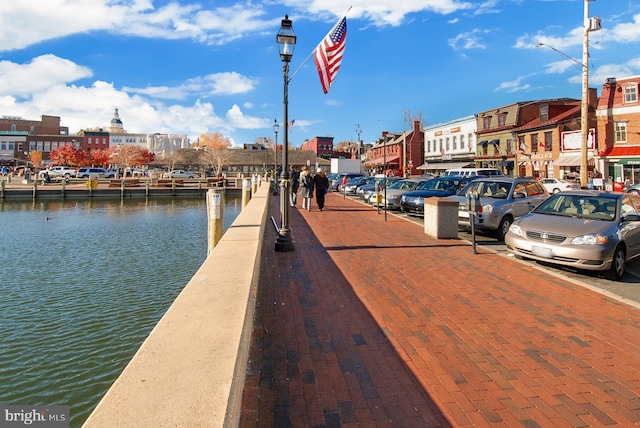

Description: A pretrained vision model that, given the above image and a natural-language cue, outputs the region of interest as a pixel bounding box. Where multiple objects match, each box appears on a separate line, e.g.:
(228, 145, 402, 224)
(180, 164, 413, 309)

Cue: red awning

(598, 146, 640, 157)
(364, 155, 400, 166)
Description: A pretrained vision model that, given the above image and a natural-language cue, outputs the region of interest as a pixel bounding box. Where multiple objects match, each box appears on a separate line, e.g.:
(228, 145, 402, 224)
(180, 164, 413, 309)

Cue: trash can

(424, 197, 459, 239)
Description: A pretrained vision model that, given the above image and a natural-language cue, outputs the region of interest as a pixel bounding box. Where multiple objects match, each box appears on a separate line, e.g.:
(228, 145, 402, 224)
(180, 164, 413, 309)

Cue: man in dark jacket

(289, 165, 300, 207)
(313, 168, 330, 211)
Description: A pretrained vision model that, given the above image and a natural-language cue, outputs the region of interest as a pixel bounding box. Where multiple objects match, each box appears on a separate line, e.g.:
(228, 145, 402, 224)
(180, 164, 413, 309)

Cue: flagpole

(289, 6, 352, 82)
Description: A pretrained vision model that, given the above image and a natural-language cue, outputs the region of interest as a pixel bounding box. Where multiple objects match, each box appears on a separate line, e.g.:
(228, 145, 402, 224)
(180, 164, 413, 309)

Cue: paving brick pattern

(240, 192, 640, 427)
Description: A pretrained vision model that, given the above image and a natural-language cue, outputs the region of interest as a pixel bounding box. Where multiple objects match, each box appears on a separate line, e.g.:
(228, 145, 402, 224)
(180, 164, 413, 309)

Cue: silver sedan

(505, 190, 640, 280)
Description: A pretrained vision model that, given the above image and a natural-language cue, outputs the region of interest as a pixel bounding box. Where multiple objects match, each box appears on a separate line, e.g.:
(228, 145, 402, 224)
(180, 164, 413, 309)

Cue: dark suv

(400, 175, 480, 217)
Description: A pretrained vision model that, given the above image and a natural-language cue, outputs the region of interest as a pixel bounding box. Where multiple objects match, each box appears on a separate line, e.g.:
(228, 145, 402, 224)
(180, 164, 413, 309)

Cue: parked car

(539, 178, 581, 194)
(163, 169, 199, 179)
(330, 172, 365, 192)
(357, 177, 401, 202)
(76, 167, 116, 179)
(38, 165, 76, 179)
(400, 175, 480, 217)
(450, 177, 549, 240)
(343, 176, 375, 194)
(371, 178, 426, 210)
(505, 190, 640, 280)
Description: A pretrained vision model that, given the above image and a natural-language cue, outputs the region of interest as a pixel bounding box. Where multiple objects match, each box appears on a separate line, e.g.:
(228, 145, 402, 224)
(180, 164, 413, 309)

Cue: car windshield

(416, 178, 461, 192)
(388, 180, 418, 190)
(533, 194, 617, 220)
(459, 181, 512, 199)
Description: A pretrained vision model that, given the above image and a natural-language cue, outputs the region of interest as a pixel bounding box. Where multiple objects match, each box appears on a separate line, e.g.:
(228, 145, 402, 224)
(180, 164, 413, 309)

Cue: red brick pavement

(240, 192, 640, 427)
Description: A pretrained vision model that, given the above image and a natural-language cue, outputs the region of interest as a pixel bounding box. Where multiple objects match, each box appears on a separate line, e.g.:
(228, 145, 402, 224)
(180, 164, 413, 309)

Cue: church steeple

(109, 108, 124, 133)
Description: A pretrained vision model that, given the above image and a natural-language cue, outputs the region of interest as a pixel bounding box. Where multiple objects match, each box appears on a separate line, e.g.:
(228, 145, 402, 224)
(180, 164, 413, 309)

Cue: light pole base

(275, 229, 295, 252)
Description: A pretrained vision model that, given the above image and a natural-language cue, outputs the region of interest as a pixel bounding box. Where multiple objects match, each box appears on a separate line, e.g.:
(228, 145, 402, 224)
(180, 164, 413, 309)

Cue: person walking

(300, 167, 314, 211)
(289, 165, 300, 207)
(313, 167, 330, 211)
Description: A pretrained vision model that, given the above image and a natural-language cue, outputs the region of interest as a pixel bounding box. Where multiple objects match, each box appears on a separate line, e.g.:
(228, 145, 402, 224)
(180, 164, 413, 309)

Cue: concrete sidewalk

(241, 192, 640, 427)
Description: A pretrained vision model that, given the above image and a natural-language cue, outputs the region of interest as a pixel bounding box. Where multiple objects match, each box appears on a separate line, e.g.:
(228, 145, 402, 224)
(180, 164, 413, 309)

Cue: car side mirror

(622, 214, 640, 222)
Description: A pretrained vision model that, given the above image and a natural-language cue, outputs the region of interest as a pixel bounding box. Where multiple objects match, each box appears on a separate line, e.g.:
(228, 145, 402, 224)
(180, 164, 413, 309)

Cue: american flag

(314, 17, 347, 94)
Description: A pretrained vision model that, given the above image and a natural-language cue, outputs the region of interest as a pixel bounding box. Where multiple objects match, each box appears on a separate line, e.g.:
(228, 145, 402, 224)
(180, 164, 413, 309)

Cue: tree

(196, 132, 233, 176)
(50, 144, 84, 166)
(200, 148, 233, 176)
(198, 132, 232, 149)
(89, 148, 113, 167)
(29, 151, 43, 168)
(110, 146, 154, 169)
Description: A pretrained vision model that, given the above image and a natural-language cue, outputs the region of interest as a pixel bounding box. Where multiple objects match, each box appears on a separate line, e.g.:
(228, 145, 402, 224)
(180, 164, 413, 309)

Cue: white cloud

(448, 29, 490, 50)
(494, 76, 532, 93)
(124, 72, 258, 100)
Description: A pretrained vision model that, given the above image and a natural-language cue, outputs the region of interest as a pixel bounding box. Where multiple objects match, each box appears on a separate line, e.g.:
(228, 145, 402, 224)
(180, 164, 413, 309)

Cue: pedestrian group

(291, 166, 330, 211)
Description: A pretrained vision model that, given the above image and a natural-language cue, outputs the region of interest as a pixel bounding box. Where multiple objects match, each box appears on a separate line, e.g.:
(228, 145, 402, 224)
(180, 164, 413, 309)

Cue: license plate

(532, 246, 553, 258)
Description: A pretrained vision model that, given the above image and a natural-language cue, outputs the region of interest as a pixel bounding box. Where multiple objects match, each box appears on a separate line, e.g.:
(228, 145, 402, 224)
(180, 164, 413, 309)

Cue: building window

(483, 116, 491, 129)
(615, 121, 628, 143)
(452, 136, 457, 150)
(544, 132, 552, 151)
(540, 104, 549, 122)
(44, 141, 51, 152)
(530, 134, 538, 153)
(11, 124, 16, 131)
(460, 135, 465, 151)
(445, 137, 450, 151)
(506, 139, 513, 154)
(88, 137, 92, 145)
(624, 85, 638, 103)
(498, 113, 507, 127)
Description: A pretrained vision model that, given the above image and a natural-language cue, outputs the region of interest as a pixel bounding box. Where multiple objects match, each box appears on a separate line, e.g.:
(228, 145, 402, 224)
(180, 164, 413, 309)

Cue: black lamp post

(273, 119, 279, 195)
(275, 15, 296, 252)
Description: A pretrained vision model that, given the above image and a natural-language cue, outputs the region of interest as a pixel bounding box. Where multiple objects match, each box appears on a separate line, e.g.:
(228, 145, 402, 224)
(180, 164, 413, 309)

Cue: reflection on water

(0, 196, 241, 427)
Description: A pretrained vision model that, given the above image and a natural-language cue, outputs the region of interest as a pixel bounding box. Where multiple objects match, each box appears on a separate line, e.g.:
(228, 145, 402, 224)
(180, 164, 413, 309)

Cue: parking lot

(340, 189, 640, 308)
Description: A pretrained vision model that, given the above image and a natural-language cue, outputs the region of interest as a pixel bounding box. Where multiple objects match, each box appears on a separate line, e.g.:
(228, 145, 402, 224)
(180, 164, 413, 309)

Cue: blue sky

(1, 1, 639, 148)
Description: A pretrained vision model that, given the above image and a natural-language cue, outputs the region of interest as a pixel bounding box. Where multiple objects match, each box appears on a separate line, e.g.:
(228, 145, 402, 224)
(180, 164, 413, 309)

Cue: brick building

(596, 75, 640, 183)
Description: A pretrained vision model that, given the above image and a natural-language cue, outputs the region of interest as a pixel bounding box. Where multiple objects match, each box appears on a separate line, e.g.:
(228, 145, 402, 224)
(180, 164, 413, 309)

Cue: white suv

(38, 166, 76, 179)
(76, 167, 116, 179)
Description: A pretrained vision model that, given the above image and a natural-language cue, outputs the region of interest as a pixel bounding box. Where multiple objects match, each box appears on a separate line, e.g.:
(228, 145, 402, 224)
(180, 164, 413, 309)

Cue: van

(444, 168, 504, 177)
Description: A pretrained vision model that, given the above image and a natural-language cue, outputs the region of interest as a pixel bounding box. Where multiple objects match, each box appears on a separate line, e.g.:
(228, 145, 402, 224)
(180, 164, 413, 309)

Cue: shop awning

(489, 139, 500, 146)
(364, 155, 399, 166)
(554, 152, 594, 167)
(417, 161, 473, 170)
(477, 140, 488, 146)
(498, 160, 514, 168)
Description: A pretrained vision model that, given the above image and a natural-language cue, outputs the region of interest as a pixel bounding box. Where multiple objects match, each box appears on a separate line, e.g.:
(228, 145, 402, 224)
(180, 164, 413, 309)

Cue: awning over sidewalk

(364, 155, 399, 166)
(417, 161, 473, 170)
(554, 152, 594, 167)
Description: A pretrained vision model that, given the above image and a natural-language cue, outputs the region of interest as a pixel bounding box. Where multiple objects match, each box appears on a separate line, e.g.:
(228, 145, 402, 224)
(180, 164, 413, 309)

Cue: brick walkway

(240, 191, 640, 427)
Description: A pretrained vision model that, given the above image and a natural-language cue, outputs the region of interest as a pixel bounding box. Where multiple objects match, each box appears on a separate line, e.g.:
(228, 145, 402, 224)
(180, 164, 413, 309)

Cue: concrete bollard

(252, 174, 258, 194)
(424, 197, 459, 239)
(207, 189, 225, 254)
(242, 178, 251, 207)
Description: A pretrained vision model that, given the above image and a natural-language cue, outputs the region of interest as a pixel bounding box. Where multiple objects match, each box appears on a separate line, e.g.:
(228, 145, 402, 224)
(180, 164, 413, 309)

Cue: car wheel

(553, 188, 560, 193)
(64, 173, 71, 179)
(628, 189, 640, 196)
(605, 245, 626, 281)
(495, 216, 513, 241)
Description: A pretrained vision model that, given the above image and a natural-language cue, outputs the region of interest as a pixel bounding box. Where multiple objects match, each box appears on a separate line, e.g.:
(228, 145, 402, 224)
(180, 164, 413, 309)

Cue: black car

(400, 176, 479, 216)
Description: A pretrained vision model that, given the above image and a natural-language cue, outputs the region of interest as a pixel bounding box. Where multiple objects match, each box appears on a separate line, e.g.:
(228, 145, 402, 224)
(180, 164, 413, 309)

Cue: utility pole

(580, 0, 601, 188)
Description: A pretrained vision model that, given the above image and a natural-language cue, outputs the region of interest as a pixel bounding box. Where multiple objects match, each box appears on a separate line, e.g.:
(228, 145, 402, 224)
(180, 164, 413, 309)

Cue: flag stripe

(314, 17, 347, 94)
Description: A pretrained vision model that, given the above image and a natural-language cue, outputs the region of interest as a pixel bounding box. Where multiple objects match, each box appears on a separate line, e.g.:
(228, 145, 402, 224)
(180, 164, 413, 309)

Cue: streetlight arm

(535, 43, 585, 69)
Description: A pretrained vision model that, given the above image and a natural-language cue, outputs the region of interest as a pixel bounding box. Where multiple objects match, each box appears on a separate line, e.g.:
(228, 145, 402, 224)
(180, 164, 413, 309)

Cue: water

(0, 196, 242, 427)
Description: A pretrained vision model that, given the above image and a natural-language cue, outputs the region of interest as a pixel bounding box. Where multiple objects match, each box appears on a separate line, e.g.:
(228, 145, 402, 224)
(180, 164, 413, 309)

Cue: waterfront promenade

(241, 191, 640, 426)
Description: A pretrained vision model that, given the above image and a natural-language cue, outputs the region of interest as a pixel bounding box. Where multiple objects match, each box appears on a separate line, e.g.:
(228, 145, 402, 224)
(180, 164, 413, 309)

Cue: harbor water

(0, 196, 242, 427)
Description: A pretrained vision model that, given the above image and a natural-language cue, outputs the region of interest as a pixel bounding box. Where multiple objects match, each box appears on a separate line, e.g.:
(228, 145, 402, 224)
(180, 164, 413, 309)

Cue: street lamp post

(273, 119, 279, 195)
(275, 15, 296, 252)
